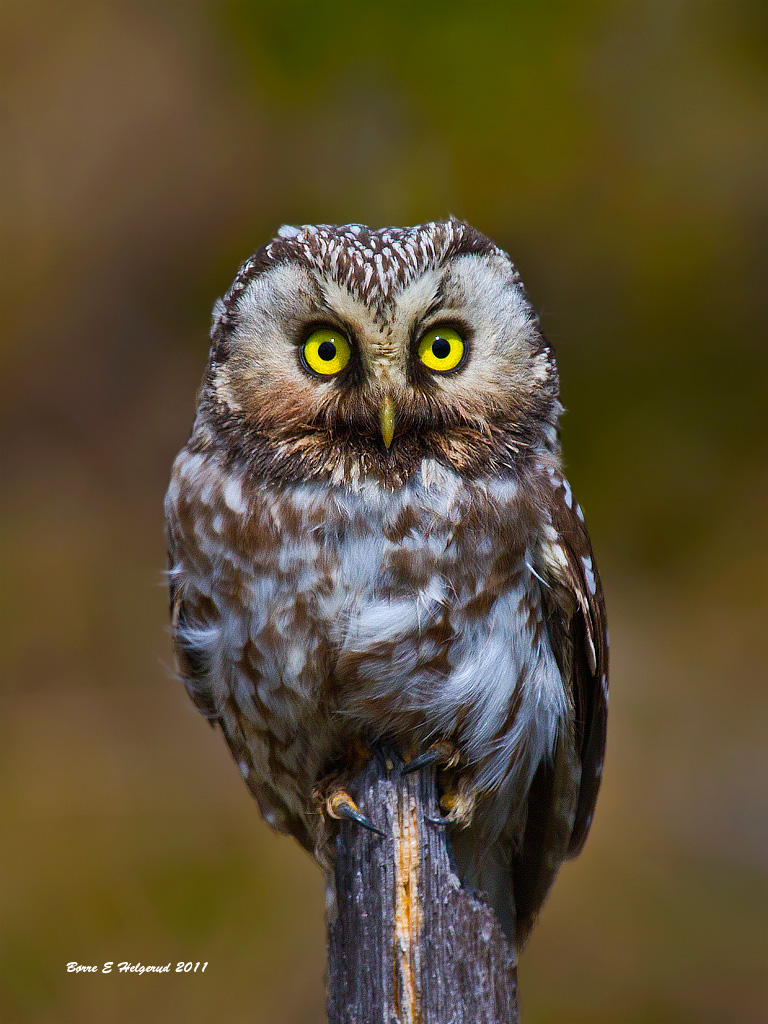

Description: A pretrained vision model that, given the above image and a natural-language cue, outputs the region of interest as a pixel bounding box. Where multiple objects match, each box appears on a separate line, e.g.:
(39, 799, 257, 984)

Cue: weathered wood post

(327, 753, 518, 1024)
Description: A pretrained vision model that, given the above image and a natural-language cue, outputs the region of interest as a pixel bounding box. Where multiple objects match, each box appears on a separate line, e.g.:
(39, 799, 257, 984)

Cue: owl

(164, 220, 608, 946)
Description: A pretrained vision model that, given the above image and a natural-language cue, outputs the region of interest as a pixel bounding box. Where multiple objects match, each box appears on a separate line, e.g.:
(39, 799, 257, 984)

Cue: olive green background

(2, 2, 766, 1022)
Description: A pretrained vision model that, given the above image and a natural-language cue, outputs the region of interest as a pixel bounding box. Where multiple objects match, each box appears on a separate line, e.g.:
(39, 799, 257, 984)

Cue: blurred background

(2, 1, 766, 1021)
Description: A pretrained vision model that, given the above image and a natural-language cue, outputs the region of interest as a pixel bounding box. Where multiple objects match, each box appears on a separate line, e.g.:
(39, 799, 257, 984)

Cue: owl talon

(326, 789, 385, 837)
(426, 813, 453, 827)
(403, 739, 461, 775)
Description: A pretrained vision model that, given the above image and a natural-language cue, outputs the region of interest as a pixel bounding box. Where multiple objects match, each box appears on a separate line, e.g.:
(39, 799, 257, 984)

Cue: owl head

(194, 221, 560, 484)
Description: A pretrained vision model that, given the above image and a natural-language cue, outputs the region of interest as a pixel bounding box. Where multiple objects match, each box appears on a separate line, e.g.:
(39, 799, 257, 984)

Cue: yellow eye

(416, 327, 465, 372)
(302, 328, 352, 376)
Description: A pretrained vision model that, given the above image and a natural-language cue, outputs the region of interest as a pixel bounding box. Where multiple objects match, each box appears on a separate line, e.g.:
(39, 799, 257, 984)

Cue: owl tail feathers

(477, 849, 518, 948)
(450, 829, 518, 948)
(469, 845, 544, 951)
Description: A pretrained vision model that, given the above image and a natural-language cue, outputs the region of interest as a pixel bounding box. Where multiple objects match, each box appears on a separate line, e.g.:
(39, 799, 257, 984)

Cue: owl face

(197, 222, 559, 483)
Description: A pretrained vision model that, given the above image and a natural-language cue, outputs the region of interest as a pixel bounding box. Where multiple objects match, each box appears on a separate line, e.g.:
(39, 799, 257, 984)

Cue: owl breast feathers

(165, 220, 608, 945)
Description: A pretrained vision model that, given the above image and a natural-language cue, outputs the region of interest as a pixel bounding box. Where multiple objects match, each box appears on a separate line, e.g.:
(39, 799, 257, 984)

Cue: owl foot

(403, 739, 474, 827)
(314, 783, 385, 838)
(425, 776, 476, 830)
(330, 790, 386, 836)
(403, 738, 461, 774)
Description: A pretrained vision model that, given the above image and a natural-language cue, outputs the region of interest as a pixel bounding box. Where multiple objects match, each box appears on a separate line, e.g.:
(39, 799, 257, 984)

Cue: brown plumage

(165, 221, 608, 945)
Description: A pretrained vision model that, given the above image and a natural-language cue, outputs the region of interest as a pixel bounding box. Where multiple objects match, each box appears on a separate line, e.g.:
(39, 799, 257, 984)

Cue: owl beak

(379, 394, 395, 450)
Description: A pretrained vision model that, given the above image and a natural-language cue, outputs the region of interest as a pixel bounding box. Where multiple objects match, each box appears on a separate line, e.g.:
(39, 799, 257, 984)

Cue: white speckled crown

(219, 220, 517, 324)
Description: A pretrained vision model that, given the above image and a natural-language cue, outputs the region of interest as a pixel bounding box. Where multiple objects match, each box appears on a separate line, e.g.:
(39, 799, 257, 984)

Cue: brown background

(2, 2, 766, 1022)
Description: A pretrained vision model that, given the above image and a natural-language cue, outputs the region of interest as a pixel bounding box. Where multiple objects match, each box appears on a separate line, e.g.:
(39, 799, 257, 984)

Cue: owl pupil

(432, 337, 451, 359)
(317, 341, 336, 361)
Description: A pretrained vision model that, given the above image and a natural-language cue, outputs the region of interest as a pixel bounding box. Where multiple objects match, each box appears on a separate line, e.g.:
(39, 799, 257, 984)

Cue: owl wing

(167, 561, 220, 722)
(536, 477, 610, 856)
(542, 480, 609, 859)
(166, 527, 314, 853)
(508, 477, 608, 944)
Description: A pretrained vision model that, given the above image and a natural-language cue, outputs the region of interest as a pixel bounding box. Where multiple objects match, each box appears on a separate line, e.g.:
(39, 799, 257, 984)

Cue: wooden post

(327, 752, 518, 1024)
